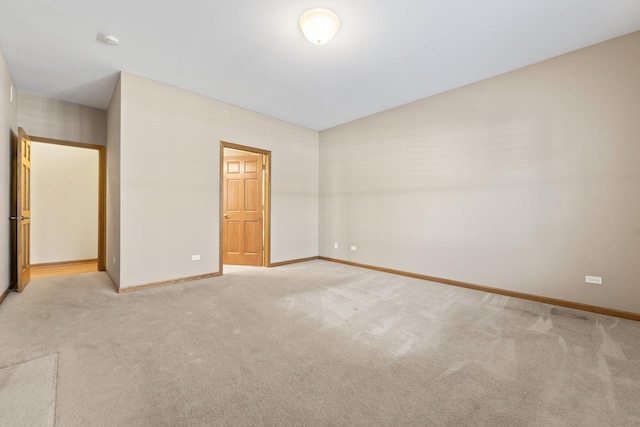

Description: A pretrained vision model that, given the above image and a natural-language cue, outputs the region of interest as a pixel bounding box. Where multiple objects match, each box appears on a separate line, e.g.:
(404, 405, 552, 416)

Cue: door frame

(219, 141, 271, 274)
(28, 135, 107, 271)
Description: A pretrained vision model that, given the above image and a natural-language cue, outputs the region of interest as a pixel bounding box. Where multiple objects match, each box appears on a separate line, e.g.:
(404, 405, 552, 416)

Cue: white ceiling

(1, 0, 640, 131)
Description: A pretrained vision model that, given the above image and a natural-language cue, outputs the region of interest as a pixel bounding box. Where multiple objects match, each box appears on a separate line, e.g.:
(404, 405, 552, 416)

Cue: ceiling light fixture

(298, 8, 341, 45)
(96, 33, 120, 46)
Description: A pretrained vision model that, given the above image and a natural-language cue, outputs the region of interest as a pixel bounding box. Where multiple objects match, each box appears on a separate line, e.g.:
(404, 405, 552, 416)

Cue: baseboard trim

(0, 289, 8, 306)
(319, 257, 640, 322)
(31, 259, 98, 269)
(106, 272, 120, 293)
(268, 256, 319, 267)
(118, 272, 222, 294)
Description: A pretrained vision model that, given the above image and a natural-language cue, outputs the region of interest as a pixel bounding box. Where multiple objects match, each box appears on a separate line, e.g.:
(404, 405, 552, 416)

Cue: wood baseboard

(319, 257, 640, 322)
(106, 271, 120, 293)
(268, 256, 319, 267)
(0, 289, 8, 306)
(118, 272, 222, 293)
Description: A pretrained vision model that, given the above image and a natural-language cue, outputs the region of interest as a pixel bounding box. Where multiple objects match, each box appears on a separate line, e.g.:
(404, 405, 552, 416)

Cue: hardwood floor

(30, 259, 98, 279)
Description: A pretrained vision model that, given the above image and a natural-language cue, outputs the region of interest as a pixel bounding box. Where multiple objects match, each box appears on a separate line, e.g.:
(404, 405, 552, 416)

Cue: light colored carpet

(0, 353, 57, 427)
(0, 260, 639, 426)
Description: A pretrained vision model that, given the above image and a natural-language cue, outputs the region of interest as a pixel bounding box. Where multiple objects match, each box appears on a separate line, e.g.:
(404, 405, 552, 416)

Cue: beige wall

(106, 77, 121, 287)
(118, 73, 318, 289)
(319, 31, 640, 313)
(17, 91, 106, 146)
(0, 48, 18, 293)
(30, 142, 98, 264)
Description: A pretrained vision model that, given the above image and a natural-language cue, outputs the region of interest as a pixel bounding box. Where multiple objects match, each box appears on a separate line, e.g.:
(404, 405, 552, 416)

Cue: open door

(223, 155, 264, 266)
(14, 128, 32, 291)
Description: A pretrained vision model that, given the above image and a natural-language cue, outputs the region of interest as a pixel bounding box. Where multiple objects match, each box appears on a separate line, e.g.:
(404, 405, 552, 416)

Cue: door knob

(223, 214, 228, 218)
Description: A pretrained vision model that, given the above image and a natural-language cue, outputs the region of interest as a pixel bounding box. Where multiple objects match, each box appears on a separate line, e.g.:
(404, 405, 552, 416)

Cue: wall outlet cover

(191, 255, 201, 261)
(350, 246, 357, 251)
(585, 275, 602, 285)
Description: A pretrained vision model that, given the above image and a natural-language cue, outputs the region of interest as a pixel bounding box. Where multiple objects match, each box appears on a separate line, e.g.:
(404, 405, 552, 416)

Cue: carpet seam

(53, 352, 59, 427)
(0, 353, 59, 370)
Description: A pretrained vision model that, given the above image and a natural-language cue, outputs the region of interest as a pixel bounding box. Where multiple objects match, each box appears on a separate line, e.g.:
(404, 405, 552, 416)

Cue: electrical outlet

(350, 246, 357, 251)
(191, 255, 201, 261)
(334, 242, 338, 249)
(585, 275, 602, 285)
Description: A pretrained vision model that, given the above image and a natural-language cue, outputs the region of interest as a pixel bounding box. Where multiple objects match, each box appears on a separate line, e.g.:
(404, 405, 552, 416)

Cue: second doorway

(220, 142, 271, 269)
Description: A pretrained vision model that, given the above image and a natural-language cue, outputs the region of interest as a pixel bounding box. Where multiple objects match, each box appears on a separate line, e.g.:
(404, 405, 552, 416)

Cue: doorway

(9, 130, 18, 290)
(219, 141, 271, 273)
(10, 130, 106, 292)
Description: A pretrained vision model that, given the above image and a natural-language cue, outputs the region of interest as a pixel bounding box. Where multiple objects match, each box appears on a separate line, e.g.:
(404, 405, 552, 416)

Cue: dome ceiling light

(96, 32, 120, 46)
(298, 8, 341, 45)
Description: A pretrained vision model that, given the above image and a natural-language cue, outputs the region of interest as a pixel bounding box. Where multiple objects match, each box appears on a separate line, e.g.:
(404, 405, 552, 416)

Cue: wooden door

(16, 128, 32, 291)
(223, 155, 263, 266)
